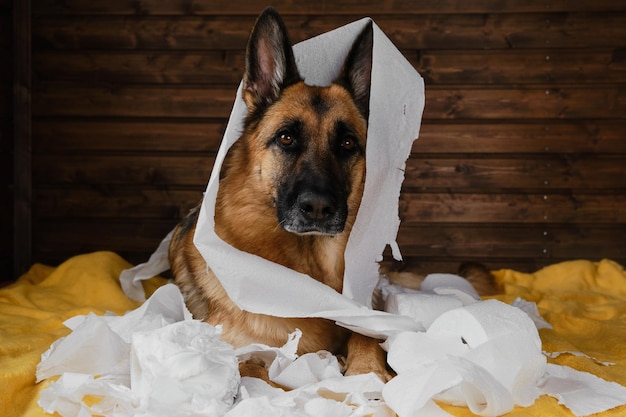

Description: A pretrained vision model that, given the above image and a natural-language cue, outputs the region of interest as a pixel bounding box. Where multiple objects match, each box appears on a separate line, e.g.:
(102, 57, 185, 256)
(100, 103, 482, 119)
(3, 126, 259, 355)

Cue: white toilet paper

(130, 320, 239, 416)
(383, 299, 548, 416)
(37, 280, 626, 417)
(37, 285, 240, 417)
(380, 273, 480, 329)
(384, 293, 461, 330)
(427, 299, 542, 350)
(421, 273, 482, 304)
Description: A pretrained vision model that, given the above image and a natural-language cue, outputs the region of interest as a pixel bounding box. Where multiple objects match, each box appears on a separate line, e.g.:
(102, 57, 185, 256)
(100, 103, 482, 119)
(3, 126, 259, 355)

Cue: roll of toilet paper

(384, 299, 547, 416)
(427, 299, 542, 349)
(421, 273, 481, 305)
(385, 293, 463, 329)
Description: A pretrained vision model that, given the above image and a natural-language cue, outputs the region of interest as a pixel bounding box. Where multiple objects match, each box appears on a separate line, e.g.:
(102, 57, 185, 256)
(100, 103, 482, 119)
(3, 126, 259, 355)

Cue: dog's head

(233, 7, 373, 236)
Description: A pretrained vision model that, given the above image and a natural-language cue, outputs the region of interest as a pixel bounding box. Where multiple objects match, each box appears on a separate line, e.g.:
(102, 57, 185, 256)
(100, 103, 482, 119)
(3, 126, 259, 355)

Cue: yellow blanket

(1, 252, 625, 417)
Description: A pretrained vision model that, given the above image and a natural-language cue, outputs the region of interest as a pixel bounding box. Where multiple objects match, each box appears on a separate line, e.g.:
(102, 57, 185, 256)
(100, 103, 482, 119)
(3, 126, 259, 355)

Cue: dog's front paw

(345, 333, 395, 382)
(344, 361, 394, 383)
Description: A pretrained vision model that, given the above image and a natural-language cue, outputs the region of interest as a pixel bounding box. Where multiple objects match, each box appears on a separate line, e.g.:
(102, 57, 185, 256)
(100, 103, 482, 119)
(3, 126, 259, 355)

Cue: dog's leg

(344, 333, 393, 382)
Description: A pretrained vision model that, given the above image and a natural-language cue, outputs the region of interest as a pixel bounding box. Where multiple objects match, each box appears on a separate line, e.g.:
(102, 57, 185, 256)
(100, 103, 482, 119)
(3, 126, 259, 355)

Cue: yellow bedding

(1, 252, 625, 416)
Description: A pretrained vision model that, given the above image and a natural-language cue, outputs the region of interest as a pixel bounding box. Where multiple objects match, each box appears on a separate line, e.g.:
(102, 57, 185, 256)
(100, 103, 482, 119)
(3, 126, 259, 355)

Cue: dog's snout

(298, 192, 337, 221)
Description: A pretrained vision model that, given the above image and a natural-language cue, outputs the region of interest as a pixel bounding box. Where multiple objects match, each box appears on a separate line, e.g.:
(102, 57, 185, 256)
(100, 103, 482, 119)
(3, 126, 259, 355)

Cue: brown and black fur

(169, 7, 496, 381)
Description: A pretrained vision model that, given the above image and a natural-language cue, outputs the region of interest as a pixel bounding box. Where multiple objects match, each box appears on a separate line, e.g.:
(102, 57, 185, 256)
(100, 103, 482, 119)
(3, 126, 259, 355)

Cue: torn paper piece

(544, 350, 615, 366)
(511, 297, 553, 329)
(232, 373, 391, 417)
(38, 373, 134, 417)
(541, 363, 626, 416)
(270, 351, 344, 390)
(37, 314, 130, 382)
(120, 230, 173, 302)
(130, 320, 239, 417)
(37, 285, 239, 417)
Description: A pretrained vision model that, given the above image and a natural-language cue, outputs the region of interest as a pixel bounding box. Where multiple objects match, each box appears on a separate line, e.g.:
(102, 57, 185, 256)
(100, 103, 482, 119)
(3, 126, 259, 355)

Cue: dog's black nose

(297, 192, 337, 221)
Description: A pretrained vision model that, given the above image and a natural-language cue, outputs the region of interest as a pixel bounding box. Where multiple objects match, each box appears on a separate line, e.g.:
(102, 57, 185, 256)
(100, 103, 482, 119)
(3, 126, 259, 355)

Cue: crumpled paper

(38, 275, 626, 417)
(37, 285, 239, 417)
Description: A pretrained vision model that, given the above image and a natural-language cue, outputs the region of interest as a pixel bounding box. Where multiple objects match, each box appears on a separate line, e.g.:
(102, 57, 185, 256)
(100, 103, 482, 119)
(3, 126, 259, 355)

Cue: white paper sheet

(38, 280, 626, 417)
(37, 285, 240, 417)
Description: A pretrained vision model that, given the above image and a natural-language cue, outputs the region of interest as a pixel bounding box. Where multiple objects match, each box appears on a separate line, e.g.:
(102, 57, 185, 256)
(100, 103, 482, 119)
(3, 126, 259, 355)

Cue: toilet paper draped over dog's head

(193, 16, 424, 320)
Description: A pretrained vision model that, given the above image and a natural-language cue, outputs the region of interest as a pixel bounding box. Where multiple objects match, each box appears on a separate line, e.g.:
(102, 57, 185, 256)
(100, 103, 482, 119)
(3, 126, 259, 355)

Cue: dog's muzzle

(278, 188, 348, 236)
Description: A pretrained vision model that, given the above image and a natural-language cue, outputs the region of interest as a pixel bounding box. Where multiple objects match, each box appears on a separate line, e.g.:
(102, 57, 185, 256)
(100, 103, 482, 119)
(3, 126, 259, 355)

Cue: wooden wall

(16, 0, 626, 278)
(1, 0, 12, 281)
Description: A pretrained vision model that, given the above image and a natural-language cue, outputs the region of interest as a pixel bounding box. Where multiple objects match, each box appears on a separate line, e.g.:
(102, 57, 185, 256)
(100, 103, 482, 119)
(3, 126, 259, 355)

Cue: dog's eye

(340, 136, 357, 151)
(277, 132, 294, 147)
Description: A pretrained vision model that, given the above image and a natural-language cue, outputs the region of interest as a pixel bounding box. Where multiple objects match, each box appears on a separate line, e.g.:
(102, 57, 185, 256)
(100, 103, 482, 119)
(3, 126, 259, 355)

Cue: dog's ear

(337, 22, 374, 120)
(242, 7, 300, 112)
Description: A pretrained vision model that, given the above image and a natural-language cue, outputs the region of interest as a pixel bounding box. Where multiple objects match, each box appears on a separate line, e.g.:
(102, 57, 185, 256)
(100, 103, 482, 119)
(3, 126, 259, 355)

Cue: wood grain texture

(20, 1, 626, 274)
(0, 0, 11, 282)
(32, 13, 626, 51)
(30, 119, 626, 154)
(32, 49, 626, 86)
(31, 0, 626, 15)
(31, 84, 626, 120)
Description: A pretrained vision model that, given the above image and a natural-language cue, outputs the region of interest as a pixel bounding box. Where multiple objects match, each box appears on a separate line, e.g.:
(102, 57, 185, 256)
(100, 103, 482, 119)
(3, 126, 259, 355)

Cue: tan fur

(170, 82, 367, 357)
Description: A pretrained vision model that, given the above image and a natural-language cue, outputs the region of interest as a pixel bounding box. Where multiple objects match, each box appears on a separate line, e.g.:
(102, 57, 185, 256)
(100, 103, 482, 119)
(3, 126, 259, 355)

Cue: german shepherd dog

(169, 8, 496, 382)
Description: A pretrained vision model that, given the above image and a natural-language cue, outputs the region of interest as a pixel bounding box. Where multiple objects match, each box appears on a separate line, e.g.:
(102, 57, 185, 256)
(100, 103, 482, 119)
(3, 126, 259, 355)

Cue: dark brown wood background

(4, 0, 626, 281)
(1, 0, 13, 280)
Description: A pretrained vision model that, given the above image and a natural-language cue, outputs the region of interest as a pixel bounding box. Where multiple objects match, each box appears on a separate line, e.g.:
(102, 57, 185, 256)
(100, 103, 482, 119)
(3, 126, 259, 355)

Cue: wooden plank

(33, 187, 202, 219)
(13, 0, 32, 279)
(399, 193, 626, 224)
(415, 121, 626, 154)
(32, 0, 626, 15)
(419, 49, 626, 85)
(0, 153, 12, 242)
(32, 84, 626, 120)
(0, 86, 9, 117)
(424, 87, 626, 120)
(32, 154, 216, 186)
(32, 85, 237, 118)
(395, 224, 626, 261)
(32, 219, 177, 254)
(404, 156, 626, 191)
(0, 13, 9, 50)
(0, 119, 11, 150)
(33, 50, 245, 85)
(0, 56, 10, 83)
(33, 120, 226, 152)
(32, 13, 626, 51)
(380, 256, 613, 277)
(32, 48, 626, 86)
(32, 154, 626, 190)
(32, 187, 626, 225)
(0, 2, 10, 282)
